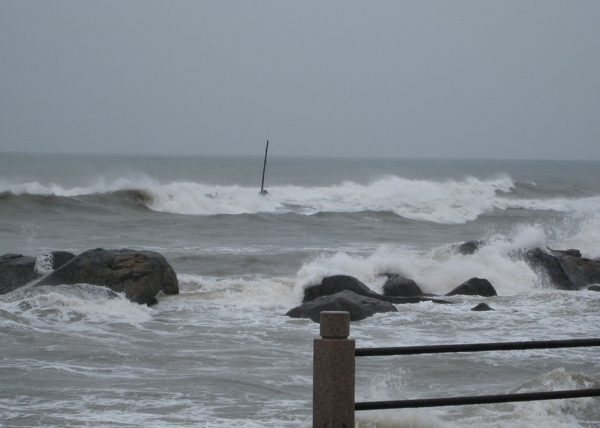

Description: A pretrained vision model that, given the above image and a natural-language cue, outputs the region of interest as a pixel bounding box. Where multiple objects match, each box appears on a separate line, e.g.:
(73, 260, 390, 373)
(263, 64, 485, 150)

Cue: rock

(36, 248, 179, 305)
(286, 290, 398, 322)
(457, 241, 482, 255)
(446, 277, 497, 297)
(471, 303, 494, 311)
(381, 274, 424, 297)
(51, 251, 76, 270)
(524, 248, 600, 290)
(0, 253, 40, 295)
(587, 285, 600, 292)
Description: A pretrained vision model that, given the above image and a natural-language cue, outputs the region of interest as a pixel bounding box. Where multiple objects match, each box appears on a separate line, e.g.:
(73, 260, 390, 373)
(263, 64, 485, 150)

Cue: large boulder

(525, 248, 600, 290)
(381, 274, 424, 297)
(446, 277, 497, 297)
(36, 248, 179, 305)
(286, 290, 398, 322)
(0, 254, 40, 295)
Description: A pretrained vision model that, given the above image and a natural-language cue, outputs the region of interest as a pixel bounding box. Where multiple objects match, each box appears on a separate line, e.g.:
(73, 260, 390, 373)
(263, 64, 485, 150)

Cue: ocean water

(1, 153, 600, 427)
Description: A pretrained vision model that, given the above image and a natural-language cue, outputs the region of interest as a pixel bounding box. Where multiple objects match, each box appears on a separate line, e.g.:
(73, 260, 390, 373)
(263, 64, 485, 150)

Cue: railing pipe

(356, 388, 600, 410)
(356, 337, 600, 357)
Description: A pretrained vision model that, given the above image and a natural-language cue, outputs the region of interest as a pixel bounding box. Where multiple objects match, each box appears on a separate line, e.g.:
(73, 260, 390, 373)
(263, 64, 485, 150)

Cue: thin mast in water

(260, 140, 269, 195)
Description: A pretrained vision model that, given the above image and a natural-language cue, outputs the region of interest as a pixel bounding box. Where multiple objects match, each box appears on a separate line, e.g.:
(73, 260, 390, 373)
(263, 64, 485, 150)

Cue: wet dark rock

(446, 277, 497, 297)
(524, 248, 574, 290)
(0, 254, 40, 295)
(524, 248, 600, 290)
(381, 274, 424, 297)
(51, 251, 76, 270)
(457, 241, 483, 255)
(557, 256, 600, 289)
(36, 248, 179, 305)
(471, 303, 494, 311)
(303, 275, 380, 302)
(588, 285, 600, 292)
(303, 274, 451, 305)
(286, 290, 398, 322)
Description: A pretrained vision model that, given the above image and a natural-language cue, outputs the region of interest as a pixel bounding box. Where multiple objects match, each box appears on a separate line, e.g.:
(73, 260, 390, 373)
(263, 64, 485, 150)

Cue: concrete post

(313, 311, 355, 428)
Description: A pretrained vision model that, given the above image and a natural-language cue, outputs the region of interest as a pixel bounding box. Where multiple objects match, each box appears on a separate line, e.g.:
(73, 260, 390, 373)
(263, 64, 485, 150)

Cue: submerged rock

(286, 290, 398, 322)
(471, 303, 494, 311)
(381, 274, 424, 297)
(457, 241, 483, 255)
(524, 248, 600, 290)
(588, 285, 600, 292)
(36, 248, 179, 305)
(446, 278, 497, 297)
(0, 254, 40, 295)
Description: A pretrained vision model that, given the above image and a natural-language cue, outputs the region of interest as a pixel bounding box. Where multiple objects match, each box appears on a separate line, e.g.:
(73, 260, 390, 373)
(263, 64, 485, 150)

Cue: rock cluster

(1, 249, 179, 306)
(287, 243, 600, 323)
(37, 248, 179, 305)
(287, 274, 453, 322)
(4, 241, 600, 318)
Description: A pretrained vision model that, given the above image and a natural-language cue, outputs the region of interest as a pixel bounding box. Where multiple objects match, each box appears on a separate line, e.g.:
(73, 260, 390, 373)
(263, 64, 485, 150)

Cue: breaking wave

(2, 174, 600, 224)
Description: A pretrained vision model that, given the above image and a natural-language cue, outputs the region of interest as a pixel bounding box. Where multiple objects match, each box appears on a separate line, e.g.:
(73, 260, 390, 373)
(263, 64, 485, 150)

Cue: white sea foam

(355, 410, 456, 428)
(294, 243, 541, 298)
(5, 174, 600, 223)
(435, 369, 600, 428)
(1, 175, 156, 197)
(0, 284, 152, 328)
(34, 253, 54, 275)
(293, 216, 600, 298)
(350, 369, 599, 428)
(176, 274, 297, 308)
(559, 213, 600, 259)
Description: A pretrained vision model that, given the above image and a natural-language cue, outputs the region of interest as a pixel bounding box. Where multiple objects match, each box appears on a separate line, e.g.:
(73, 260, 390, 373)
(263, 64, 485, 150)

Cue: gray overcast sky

(1, 1, 599, 159)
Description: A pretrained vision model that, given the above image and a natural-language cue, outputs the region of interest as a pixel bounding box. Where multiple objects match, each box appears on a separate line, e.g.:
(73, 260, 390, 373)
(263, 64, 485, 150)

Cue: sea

(1, 153, 600, 427)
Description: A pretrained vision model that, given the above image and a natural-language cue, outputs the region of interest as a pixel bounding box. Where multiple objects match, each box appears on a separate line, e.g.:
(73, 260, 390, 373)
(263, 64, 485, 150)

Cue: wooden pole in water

(260, 140, 269, 195)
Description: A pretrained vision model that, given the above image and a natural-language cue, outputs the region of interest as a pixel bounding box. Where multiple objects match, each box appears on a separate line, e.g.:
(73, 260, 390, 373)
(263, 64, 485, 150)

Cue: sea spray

(0, 284, 152, 328)
(294, 242, 542, 296)
(176, 274, 296, 308)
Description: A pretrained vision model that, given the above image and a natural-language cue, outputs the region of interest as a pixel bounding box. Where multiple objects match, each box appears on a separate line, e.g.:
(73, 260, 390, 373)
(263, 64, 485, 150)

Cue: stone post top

(319, 311, 350, 338)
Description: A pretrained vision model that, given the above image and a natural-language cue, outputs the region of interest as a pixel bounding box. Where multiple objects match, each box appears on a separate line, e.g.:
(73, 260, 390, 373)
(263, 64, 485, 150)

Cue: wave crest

(3, 174, 600, 224)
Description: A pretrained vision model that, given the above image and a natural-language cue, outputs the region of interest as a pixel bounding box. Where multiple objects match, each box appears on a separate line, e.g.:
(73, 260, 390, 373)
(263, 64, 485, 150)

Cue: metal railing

(313, 311, 600, 428)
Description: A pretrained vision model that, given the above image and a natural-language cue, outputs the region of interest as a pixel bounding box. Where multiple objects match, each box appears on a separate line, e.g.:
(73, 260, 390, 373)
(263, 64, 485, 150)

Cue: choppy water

(1, 153, 600, 427)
